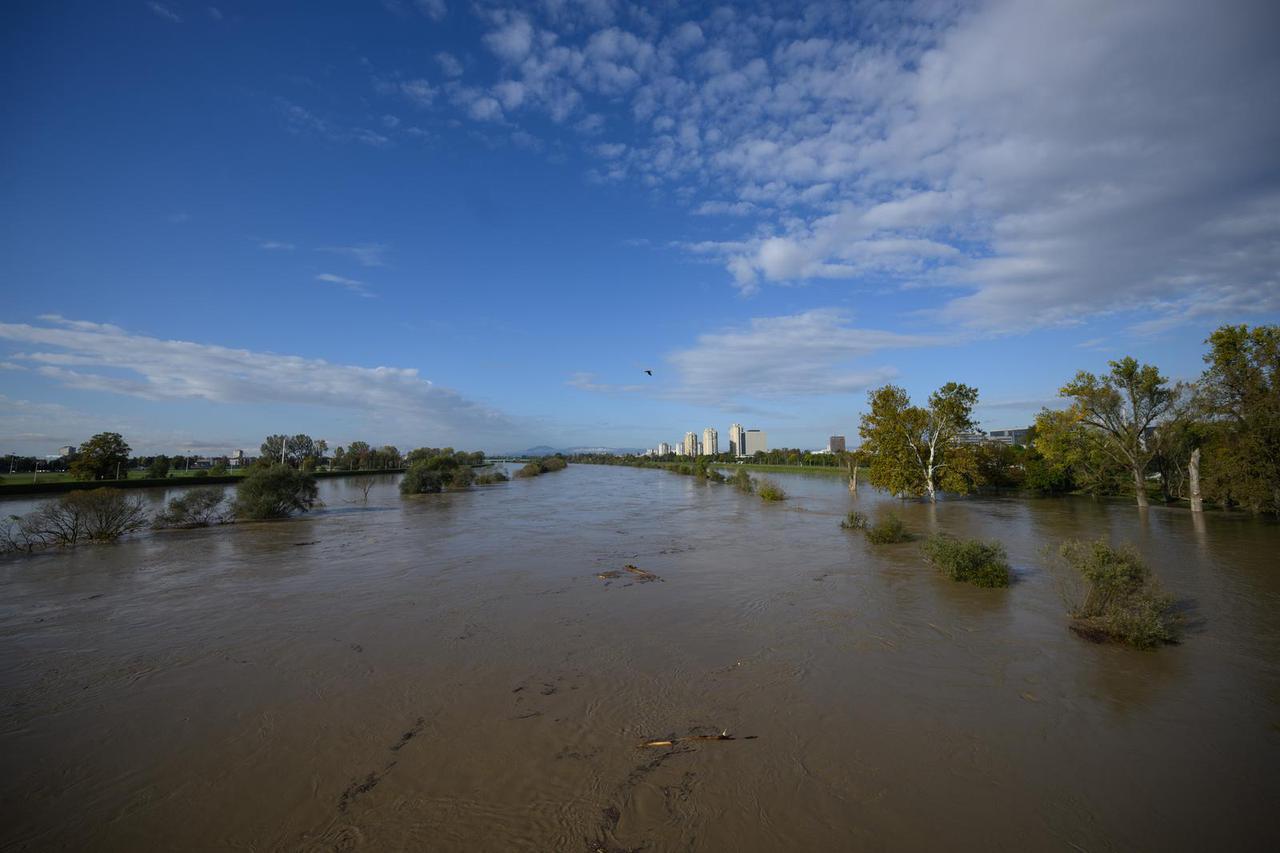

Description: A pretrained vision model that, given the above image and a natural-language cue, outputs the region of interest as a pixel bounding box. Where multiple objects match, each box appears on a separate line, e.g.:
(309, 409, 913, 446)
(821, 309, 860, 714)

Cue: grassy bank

(0, 468, 406, 497)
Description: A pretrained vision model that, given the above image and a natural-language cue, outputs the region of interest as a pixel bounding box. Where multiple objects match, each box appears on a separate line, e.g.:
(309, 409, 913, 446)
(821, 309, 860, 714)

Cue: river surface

(1, 464, 1278, 852)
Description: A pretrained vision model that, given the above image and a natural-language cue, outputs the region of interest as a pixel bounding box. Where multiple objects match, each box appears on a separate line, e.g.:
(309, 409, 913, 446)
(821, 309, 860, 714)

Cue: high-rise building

(729, 423, 746, 457)
(683, 432, 698, 457)
(744, 429, 767, 456)
(827, 436, 846, 453)
(702, 427, 718, 456)
(657, 442, 671, 456)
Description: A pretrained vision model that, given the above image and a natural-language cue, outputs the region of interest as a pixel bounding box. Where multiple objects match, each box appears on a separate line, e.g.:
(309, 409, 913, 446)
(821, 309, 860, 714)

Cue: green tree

(858, 382, 980, 502)
(233, 465, 319, 519)
(146, 455, 171, 478)
(70, 432, 132, 481)
(1199, 324, 1280, 513)
(1059, 357, 1179, 508)
(1032, 408, 1127, 497)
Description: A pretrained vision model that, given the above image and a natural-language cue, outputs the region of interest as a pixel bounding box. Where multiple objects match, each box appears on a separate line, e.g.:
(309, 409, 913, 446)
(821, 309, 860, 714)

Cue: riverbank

(0, 467, 406, 498)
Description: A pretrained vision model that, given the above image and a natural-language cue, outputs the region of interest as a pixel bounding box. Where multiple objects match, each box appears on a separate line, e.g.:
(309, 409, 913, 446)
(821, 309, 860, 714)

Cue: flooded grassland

(2, 465, 1279, 851)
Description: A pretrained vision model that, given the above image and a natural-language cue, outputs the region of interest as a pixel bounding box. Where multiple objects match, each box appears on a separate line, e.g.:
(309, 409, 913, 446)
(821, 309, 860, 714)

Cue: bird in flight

(644, 369, 653, 376)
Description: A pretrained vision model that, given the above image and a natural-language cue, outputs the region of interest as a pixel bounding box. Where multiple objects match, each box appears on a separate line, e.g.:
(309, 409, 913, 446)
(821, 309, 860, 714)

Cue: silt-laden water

(1, 465, 1278, 851)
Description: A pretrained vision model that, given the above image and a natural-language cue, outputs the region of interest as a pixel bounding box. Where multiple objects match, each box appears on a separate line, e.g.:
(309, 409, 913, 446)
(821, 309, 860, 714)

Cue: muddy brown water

(1, 464, 1278, 851)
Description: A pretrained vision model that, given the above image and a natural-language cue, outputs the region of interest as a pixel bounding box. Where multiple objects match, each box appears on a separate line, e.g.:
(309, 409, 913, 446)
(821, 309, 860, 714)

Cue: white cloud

(258, 240, 295, 251)
(667, 309, 939, 401)
(449, 0, 1279, 333)
(571, 309, 940, 407)
(415, 0, 446, 21)
(436, 51, 464, 77)
(399, 79, 437, 107)
(317, 243, 389, 267)
(484, 15, 535, 63)
(277, 99, 392, 147)
(0, 317, 514, 438)
(146, 2, 181, 23)
(316, 273, 375, 298)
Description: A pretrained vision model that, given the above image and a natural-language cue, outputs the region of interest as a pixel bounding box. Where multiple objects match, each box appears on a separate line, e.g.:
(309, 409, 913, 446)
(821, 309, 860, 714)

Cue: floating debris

(623, 564, 662, 583)
(640, 730, 756, 748)
(596, 565, 663, 583)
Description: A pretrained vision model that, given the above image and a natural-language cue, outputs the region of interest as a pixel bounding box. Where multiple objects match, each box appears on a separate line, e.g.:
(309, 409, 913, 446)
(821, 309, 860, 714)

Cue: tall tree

(69, 432, 132, 481)
(1059, 357, 1179, 508)
(858, 382, 980, 502)
(1199, 324, 1280, 513)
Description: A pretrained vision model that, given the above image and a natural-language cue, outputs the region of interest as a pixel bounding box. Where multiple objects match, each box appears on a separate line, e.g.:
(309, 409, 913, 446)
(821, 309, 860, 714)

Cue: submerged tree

(1059, 357, 1179, 508)
(858, 382, 980, 502)
(233, 465, 319, 519)
(1198, 324, 1280, 514)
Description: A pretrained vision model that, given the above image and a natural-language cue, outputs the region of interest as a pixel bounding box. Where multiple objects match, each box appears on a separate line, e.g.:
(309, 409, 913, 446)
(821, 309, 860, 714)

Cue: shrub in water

(400, 462, 445, 494)
(731, 468, 753, 493)
(864, 513, 911, 544)
(923, 534, 1011, 587)
(1054, 539, 1177, 648)
(154, 487, 231, 528)
(840, 511, 869, 530)
(474, 471, 509, 485)
(513, 462, 543, 479)
(756, 478, 787, 501)
(17, 488, 150, 546)
(539, 456, 568, 472)
(233, 465, 319, 519)
(447, 466, 476, 488)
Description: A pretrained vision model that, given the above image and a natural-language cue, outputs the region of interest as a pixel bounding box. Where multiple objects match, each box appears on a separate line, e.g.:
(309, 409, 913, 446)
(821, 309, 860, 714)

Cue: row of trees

(853, 324, 1277, 513)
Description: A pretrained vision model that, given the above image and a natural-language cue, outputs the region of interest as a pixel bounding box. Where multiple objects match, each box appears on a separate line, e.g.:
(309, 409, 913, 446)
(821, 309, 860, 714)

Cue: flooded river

(2, 465, 1278, 851)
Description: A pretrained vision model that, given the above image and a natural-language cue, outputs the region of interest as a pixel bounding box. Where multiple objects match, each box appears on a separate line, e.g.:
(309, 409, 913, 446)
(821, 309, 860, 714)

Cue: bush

(514, 462, 542, 479)
(474, 471, 509, 484)
(400, 462, 445, 494)
(154, 487, 231, 528)
(1054, 539, 1178, 648)
(731, 468, 753, 493)
(233, 465, 319, 519)
(539, 456, 568, 472)
(865, 513, 911, 544)
(209, 463, 229, 476)
(447, 466, 476, 488)
(146, 456, 171, 478)
(13, 488, 150, 547)
(923, 535, 1011, 587)
(840, 511, 869, 530)
(756, 478, 787, 501)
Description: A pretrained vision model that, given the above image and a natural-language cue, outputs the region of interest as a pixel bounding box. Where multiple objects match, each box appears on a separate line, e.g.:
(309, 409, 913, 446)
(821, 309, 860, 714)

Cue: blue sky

(2, 0, 1278, 455)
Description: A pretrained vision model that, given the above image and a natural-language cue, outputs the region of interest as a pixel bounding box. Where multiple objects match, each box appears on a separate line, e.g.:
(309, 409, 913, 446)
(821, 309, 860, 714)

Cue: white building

(702, 427, 718, 456)
(657, 442, 671, 456)
(744, 429, 767, 456)
(683, 432, 698, 457)
(729, 423, 746, 458)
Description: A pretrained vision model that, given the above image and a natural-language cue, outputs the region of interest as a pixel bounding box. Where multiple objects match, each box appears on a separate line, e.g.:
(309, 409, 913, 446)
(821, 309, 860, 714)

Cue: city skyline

(3, 1, 1278, 455)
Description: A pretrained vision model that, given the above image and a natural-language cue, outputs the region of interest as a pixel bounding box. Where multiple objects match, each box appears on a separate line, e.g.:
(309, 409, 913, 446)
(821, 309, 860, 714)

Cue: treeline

(855, 323, 1277, 512)
(573, 325, 1277, 514)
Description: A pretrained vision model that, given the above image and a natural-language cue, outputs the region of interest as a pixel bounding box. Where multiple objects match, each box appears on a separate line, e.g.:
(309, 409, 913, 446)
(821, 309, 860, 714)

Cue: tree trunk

(848, 462, 858, 494)
(1189, 447, 1203, 513)
(925, 469, 937, 503)
(1132, 465, 1149, 508)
